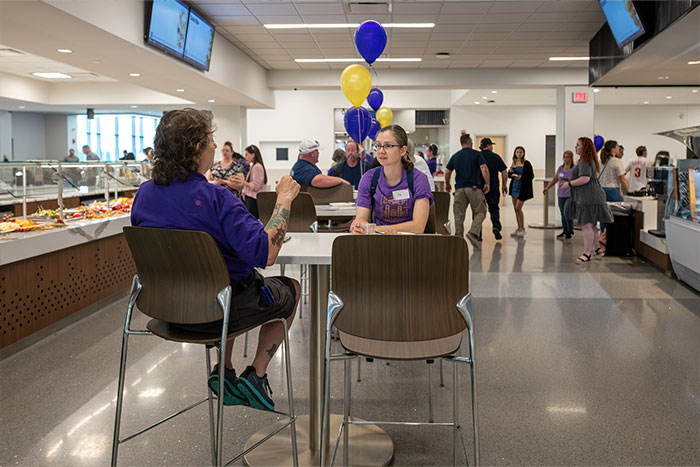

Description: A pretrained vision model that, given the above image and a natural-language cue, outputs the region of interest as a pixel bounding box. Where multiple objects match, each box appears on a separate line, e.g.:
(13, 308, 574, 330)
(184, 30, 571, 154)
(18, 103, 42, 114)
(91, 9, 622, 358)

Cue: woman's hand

(513, 174, 521, 180)
(228, 173, 245, 190)
(349, 218, 365, 235)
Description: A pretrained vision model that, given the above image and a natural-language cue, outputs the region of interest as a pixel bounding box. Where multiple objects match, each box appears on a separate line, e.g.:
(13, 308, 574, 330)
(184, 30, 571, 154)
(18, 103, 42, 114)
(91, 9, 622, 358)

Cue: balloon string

(370, 63, 379, 80)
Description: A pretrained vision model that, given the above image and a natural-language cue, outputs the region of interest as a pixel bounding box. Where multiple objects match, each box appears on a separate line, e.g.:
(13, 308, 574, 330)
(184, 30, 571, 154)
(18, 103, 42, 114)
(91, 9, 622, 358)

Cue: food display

(0, 217, 65, 233)
(76, 197, 133, 219)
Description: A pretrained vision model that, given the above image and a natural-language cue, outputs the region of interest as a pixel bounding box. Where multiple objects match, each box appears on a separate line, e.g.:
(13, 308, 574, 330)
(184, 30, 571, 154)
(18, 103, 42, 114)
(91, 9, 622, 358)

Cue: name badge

(392, 189, 410, 200)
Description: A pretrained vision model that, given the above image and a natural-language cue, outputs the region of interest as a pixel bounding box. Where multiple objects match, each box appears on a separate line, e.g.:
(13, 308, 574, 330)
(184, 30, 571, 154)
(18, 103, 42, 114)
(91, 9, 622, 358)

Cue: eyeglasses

(373, 143, 401, 152)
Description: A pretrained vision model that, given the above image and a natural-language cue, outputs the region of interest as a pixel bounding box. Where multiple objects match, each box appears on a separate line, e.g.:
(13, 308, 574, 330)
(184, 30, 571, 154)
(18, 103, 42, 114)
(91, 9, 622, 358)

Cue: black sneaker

(493, 229, 502, 240)
(466, 232, 481, 249)
(236, 365, 275, 411)
(556, 232, 566, 240)
(208, 365, 247, 406)
(564, 234, 574, 241)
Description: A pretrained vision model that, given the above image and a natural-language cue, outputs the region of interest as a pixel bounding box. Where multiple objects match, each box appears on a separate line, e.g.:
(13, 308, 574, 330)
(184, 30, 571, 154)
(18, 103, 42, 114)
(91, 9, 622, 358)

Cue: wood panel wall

(0, 234, 136, 349)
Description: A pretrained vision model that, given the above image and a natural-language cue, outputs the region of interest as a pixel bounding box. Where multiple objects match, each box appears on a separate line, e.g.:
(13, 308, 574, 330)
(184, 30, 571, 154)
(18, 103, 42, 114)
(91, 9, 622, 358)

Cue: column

(211, 105, 243, 155)
(555, 86, 595, 158)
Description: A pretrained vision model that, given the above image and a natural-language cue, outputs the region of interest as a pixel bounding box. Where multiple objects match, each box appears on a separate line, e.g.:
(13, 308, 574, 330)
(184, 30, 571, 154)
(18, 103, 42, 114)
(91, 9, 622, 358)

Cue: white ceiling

(0, 43, 114, 82)
(192, 0, 604, 70)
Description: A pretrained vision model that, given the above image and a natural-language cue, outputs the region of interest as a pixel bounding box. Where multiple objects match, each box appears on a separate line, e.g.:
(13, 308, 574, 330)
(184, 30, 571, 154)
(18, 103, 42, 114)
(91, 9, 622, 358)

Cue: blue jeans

(601, 187, 622, 233)
(558, 196, 573, 235)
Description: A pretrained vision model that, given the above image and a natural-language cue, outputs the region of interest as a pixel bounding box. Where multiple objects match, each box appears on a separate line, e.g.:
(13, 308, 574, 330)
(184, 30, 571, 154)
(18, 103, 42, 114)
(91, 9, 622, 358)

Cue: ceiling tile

(301, 15, 350, 24)
(480, 13, 530, 23)
(434, 24, 476, 33)
(294, 2, 345, 15)
(488, 1, 541, 13)
(509, 59, 546, 67)
(346, 14, 392, 23)
(437, 14, 485, 24)
(439, 2, 491, 14)
(473, 23, 519, 33)
(535, 1, 599, 13)
(246, 42, 285, 49)
(391, 14, 439, 22)
(245, 3, 298, 15)
(224, 25, 268, 33)
(256, 15, 303, 23)
(470, 32, 511, 41)
(215, 15, 260, 25)
(230, 33, 275, 41)
(392, 2, 444, 14)
(196, 3, 250, 16)
(429, 32, 471, 41)
(559, 21, 604, 32)
(310, 32, 352, 41)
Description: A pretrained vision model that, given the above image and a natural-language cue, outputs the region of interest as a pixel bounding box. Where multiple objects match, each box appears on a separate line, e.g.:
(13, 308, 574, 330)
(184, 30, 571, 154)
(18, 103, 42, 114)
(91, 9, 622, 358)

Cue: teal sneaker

(236, 365, 275, 411)
(208, 365, 247, 406)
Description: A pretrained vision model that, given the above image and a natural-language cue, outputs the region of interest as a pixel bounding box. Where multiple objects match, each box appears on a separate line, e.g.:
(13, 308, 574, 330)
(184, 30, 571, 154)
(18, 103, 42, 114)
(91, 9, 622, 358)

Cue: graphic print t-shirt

(356, 167, 433, 225)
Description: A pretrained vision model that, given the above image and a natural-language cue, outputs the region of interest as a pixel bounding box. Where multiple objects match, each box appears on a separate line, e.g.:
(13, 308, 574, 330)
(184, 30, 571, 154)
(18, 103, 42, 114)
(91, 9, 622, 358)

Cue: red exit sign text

(572, 92, 587, 103)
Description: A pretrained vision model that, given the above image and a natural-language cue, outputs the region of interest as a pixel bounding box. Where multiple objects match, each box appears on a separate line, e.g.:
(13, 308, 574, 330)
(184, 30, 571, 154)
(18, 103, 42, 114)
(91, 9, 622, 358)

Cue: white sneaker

(510, 230, 520, 237)
(516, 229, 526, 238)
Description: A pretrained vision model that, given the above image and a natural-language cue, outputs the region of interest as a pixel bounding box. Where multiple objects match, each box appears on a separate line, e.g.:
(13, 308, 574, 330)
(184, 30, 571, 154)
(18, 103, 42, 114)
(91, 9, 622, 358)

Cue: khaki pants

(453, 187, 487, 238)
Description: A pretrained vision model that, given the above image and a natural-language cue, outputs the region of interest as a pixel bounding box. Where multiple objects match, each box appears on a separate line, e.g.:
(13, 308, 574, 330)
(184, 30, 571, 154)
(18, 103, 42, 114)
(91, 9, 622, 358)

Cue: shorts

(175, 270, 297, 335)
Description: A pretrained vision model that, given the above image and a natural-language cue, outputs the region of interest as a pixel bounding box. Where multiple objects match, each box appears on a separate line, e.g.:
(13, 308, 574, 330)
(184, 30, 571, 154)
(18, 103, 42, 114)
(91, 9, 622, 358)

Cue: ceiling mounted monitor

(145, 0, 189, 57)
(183, 8, 215, 71)
(598, 0, 646, 47)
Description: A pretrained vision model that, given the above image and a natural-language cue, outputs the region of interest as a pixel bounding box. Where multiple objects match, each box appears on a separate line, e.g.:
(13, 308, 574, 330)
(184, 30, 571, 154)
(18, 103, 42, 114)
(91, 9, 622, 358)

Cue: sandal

(594, 247, 604, 256)
(576, 253, 592, 263)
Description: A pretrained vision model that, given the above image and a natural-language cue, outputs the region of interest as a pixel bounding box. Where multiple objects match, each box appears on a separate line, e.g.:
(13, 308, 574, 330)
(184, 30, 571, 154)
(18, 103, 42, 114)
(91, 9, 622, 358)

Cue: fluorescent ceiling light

(693, 90, 699, 93)
(32, 72, 72, 79)
(175, 88, 185, 92)
(548, 56, 589, 61)
(666, 96, 672, 99)
(130, 105, 138, 108)
(208, 99, 216, 103)
(265, 22, 434, 30)
(129, 73, 140, 77)
(491, 90, 497, 94)
(688, 61, 700, 65)
(56, 48, 72, 54)
(643, 101, 649, 104)
(295, 57, 421, 63)
(474, 101, 480, 105)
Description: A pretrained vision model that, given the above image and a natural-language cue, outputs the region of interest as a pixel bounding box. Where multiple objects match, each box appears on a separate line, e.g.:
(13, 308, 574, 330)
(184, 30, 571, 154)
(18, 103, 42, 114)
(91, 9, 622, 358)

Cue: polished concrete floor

(1, 204, 699, 466)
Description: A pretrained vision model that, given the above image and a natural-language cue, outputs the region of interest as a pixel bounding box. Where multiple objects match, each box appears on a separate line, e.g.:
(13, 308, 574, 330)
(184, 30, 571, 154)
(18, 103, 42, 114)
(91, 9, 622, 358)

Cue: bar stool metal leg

(282, 319, 299, 467)
(343, 358, 352, 466)
(440, 360, 445, 387)
(453, 359, 459, 466)
(110, 327, 130, 466)
(205, 346, 216, 466)
(243, 332, 249, 358)
(428, 363, 434, 423)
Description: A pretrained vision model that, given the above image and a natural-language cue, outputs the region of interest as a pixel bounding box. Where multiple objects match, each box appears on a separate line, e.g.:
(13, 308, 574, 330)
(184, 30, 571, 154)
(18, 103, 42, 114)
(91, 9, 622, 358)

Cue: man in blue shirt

(480, 138, 509, 240)
(131, 108, 300, 412)
(328, 141, 370, 188)
(290, 139, 350, 188)
(444, 133, 490, 248)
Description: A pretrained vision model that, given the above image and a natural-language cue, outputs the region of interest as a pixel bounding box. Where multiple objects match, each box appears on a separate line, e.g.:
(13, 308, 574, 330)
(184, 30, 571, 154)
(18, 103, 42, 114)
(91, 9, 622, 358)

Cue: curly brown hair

(151, 108, 213, 185)
(578, 137, 600, 173)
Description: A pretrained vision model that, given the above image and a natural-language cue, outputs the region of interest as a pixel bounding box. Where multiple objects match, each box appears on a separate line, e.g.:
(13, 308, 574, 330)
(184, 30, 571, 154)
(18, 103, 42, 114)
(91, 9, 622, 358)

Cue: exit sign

(572, 92, 587, 103)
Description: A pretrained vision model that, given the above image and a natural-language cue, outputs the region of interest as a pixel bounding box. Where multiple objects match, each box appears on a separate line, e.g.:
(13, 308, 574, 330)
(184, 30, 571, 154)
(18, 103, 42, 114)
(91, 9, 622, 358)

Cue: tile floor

(1, 204, 699, 466)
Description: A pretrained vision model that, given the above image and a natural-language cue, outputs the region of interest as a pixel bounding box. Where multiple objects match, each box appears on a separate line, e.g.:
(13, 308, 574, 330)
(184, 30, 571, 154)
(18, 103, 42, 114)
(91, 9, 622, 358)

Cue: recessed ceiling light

(93, 60, 101, 64)
(688, 61, 700, 65)
(548, 56, 589, 61)
(18, 105, 25, 109)
(129, 73, 141, 77)
(130, 105, 138, 108)
(657, 75, 669, 80)
(176, 88, 185, 92)
(208, 99, 216, 103)
(31, 72, 72, 79)
(56, 48, 72, 54)
(435, 52, 450, 59)
(265, 23, 434, 30)
(295, 57, 421, 63)
(643, 101, 649, 104)
(474, 101, 480, 105)
(666, 96, 672, 99)
(491, 90, 497, 94)
(693, 90, 699, 93)
(593, 88, 600, 93)
(482, 96, 488, 100)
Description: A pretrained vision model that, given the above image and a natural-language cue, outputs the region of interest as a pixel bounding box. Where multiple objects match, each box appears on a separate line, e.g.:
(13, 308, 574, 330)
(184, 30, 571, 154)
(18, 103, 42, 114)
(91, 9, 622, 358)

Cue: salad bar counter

(0, 201, 136, 353)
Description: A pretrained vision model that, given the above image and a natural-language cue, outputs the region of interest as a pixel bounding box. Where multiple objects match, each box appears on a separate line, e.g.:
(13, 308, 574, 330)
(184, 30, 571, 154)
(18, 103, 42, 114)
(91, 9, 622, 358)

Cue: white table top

(276, 232, 347, 265)
(315, 204, 356, 218)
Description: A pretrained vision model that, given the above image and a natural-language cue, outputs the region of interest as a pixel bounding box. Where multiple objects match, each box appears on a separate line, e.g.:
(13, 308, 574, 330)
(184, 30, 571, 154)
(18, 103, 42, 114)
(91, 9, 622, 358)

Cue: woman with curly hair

(561, 137, 613, 262)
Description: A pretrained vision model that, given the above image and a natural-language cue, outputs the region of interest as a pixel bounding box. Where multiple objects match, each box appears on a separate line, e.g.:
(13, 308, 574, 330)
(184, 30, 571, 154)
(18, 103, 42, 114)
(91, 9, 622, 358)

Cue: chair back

(433, 191, 451, 235)
(331, 235, 469, 342)
(257, 191, 318, 232)
(123, 226, 231, 324)
(306, 183, 354, 205)
(425, 202, 437, 234)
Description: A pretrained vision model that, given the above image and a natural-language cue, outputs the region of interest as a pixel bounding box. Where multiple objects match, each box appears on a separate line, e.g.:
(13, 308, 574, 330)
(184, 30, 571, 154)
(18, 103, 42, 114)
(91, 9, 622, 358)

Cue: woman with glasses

(350, 124, 433, 234)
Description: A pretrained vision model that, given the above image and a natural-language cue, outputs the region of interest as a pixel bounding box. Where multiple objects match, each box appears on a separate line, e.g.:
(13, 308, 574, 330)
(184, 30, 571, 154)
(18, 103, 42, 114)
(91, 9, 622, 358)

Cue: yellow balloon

(340, 64, 371, 107)
(376, 107, 393, 128)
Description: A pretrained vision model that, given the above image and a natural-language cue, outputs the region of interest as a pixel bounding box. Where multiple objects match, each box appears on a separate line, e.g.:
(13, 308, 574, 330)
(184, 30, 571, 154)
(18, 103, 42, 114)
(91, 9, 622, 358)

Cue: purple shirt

(426, 157, 437, 175)
(557, 165, 573, 198)
(131, 172, 269, 284)
(357, 167, 433, 225)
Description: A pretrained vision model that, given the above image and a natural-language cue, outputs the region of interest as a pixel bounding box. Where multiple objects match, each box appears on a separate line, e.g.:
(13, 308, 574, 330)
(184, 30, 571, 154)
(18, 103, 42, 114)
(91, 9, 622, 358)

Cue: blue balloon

(354, 21, 387, 65)
(368, 119, 381, 140)
(594, 135, 604, 152)
(344, 107, 372, 143)
(367, 88, 384, 111)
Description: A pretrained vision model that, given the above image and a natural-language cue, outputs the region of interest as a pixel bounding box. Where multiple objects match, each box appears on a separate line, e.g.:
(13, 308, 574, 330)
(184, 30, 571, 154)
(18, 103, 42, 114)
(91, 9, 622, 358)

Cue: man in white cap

(290, 139, 350, 188)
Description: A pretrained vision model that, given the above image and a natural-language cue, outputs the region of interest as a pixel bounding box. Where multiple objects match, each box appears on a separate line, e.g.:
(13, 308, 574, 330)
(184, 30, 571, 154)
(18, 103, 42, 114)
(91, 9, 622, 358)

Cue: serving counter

(625, 195, 674, 274)
(0, 215, 136, 352)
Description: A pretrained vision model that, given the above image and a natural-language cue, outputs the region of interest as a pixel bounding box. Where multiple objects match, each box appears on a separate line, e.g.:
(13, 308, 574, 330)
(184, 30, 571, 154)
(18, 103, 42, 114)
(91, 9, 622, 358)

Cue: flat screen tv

(146, 0, 190, 57)
(598, 0, 645, 47)
(183, 9, 215, 71)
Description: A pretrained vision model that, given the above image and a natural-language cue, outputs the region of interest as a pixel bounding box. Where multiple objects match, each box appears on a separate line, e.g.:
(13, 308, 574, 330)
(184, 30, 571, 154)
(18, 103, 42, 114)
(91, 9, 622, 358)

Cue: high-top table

(528, 177, 561, 229)
(314, 204, 356, 221)
(244, 233, 393, 466)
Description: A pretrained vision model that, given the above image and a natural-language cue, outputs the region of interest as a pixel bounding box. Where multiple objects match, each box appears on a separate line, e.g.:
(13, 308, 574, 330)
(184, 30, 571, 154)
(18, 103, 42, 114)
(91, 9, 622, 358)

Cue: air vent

(347, 2, 391, 14)
(71, 72, 100, 78)
(416, 110, 448, 126)
(0, 48, 24, 57)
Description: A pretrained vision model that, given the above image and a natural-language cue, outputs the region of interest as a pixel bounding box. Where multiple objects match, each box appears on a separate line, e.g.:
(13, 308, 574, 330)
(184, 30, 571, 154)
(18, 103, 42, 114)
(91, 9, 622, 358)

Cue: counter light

(295, 57, 421, 63)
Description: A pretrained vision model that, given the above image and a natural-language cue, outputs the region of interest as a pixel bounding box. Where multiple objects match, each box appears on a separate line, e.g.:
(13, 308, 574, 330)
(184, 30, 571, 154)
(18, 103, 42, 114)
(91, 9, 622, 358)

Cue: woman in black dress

(508, 146, 534, 238)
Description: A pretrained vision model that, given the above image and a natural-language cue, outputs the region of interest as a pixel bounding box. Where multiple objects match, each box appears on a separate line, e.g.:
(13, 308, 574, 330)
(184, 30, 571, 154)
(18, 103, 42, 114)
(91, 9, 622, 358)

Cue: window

(76, 113, 160, 161)
(276, 148, 288, 161)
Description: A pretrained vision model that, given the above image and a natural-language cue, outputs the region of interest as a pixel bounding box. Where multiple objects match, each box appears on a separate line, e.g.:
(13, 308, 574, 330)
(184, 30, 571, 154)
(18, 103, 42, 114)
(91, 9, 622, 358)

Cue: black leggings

(244, 196, 259, 219)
